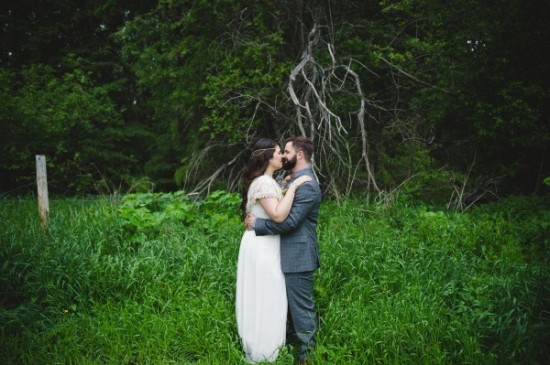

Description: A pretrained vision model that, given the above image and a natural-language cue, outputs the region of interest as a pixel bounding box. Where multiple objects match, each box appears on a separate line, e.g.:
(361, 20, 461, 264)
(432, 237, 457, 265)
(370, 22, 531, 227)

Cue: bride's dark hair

(240, 138, 278, 215)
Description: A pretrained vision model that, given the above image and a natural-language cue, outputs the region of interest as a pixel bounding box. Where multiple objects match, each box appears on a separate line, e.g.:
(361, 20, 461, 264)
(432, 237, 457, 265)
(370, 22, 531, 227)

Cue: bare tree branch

(286, 22, 382, 195)
(378, 56, 444, 91)
(189, 148, 246, 195)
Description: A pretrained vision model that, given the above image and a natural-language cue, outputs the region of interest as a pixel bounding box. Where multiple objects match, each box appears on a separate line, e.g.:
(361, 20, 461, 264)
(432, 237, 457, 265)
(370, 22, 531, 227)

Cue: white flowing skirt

(236, 230, 287, 363)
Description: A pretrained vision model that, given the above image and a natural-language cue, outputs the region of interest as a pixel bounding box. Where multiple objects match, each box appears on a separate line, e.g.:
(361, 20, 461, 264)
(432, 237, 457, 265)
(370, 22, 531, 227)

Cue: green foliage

(112, 0, 236, 185)
(372, 0, 550, 193)
(115, 190, 241, 242)
(0, 195, 548, 363)
(202, 26, 290, 143)
(401, 169, 464, 206)
(1, 0, 549, 198)
(0, 64, 139, 192)
(0, 1, 154, 192)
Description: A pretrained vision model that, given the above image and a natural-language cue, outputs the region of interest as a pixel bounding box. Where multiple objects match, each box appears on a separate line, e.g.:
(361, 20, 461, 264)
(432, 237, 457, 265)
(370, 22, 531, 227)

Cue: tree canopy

(1, 0, 548, 202)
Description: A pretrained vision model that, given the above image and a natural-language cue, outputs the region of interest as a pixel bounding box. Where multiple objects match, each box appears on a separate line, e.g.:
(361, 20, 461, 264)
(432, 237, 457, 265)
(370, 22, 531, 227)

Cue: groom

(246, 136, 322, 364)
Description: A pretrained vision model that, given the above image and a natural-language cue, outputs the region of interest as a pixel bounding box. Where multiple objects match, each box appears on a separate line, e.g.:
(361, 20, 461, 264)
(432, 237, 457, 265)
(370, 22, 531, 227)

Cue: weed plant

(0, 193, 548, 364)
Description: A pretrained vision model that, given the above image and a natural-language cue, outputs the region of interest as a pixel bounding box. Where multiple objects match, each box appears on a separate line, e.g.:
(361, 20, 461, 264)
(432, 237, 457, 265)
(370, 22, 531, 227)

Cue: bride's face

(269, 146, 283, 170)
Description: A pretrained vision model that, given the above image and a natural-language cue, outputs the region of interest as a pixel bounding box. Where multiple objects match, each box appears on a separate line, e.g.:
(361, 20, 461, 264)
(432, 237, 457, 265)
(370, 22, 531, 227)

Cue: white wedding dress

(236, 175, 287, 363)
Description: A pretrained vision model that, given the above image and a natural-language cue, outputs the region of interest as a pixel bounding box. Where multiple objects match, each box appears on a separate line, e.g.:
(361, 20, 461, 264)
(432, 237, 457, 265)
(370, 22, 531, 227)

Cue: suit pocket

(284, 235, 308, 244)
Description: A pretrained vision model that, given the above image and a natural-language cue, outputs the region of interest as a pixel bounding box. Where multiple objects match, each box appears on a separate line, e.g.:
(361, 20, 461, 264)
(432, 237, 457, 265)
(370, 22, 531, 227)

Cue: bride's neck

(264, 167, 275, 177)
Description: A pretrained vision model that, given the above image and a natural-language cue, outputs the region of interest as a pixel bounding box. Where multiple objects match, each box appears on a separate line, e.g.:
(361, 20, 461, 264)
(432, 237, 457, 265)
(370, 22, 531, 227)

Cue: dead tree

(288, 23, 382, 196)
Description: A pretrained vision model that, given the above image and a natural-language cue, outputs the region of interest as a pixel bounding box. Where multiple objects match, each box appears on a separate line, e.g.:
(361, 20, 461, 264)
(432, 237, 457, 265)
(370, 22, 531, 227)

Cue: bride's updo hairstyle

(240, 138, 278, 215)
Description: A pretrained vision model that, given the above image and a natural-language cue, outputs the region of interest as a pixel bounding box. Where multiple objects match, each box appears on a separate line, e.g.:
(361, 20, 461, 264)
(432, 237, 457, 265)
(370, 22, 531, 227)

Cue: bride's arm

(258, 176, 311, 223)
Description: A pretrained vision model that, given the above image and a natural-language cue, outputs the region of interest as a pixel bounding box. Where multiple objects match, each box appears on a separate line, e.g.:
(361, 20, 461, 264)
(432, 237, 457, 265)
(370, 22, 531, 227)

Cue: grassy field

(1, 193, 548, 364)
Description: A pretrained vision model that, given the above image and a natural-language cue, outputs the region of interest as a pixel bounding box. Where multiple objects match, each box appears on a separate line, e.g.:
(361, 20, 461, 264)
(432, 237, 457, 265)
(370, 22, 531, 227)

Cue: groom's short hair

(286, 136, 314, 162)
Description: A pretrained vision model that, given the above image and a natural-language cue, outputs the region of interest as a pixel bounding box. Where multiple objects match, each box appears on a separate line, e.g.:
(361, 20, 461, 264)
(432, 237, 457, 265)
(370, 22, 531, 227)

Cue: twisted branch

(287, 23, 382, 195)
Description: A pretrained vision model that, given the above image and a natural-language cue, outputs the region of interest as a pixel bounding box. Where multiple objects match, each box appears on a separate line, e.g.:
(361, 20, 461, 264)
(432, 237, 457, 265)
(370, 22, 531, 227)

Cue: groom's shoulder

(301, 177, 321, 196)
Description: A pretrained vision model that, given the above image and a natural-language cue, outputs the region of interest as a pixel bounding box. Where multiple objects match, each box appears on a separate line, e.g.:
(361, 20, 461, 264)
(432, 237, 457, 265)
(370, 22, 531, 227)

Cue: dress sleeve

(250, 176, 280, 201)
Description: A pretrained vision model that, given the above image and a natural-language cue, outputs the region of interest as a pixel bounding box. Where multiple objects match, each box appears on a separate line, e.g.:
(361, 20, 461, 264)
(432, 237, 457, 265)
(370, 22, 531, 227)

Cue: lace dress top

(246, 175, 283, 219)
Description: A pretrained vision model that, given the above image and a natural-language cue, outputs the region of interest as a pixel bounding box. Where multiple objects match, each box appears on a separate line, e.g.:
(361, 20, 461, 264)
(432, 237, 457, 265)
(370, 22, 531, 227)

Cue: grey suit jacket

(254, 167, 322, 273)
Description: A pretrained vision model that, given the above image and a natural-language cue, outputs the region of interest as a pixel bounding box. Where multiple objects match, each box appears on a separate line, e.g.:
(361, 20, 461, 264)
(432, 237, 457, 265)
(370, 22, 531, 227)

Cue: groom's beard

(282, 155, 297, 170)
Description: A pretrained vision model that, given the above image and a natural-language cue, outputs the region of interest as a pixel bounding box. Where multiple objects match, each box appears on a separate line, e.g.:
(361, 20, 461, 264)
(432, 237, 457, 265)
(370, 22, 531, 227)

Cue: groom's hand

(245, 213, 256, 231)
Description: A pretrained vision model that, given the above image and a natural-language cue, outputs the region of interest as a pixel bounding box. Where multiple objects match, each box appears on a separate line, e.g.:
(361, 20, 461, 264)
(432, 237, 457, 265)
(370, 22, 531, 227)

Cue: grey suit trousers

(285, 270, 317, 361)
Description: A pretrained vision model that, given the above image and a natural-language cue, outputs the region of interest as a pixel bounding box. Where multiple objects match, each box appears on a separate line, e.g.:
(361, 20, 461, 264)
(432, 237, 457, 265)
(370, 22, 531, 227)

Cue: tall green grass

(1, 194, 548, 364)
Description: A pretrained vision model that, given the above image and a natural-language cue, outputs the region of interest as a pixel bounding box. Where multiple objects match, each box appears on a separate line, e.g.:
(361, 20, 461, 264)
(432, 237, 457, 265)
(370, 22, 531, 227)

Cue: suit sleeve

(254, 183, 317, 236)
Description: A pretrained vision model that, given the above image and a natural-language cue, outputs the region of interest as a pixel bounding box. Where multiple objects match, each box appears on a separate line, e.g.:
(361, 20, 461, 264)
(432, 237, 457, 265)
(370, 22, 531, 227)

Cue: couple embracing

(236, 136, 322, 364)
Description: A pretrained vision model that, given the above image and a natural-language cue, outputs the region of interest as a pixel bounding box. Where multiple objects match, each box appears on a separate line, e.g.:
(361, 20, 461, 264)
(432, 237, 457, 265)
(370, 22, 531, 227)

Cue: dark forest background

(1, 0, 548, 204)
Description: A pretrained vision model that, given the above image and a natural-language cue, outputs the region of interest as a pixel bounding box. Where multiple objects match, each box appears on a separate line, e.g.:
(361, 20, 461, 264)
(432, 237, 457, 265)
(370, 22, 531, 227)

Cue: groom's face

(282, 142, 298, 170)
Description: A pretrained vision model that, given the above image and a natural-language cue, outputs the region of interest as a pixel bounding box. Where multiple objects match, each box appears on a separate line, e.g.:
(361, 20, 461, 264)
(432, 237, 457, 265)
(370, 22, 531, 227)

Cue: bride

(236, 138, 311, 363)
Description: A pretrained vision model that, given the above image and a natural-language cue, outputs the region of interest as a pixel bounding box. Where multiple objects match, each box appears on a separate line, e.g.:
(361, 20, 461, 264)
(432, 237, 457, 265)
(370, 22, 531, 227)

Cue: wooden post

(36, 155, 49, 229)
